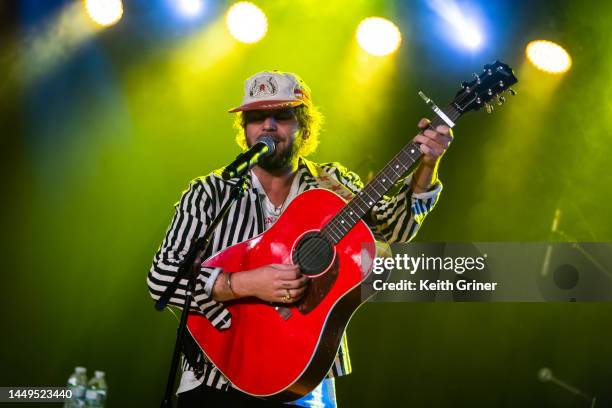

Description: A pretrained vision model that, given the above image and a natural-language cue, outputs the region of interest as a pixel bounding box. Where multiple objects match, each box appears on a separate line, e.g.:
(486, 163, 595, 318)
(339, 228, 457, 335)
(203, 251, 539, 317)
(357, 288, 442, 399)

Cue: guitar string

(321, 78, 494, 242)
(297, 110, 458, 271)
(324, 139, 430, 239)
(293, 76, 506, 275)
(310, 112, 453, 257)
(296, 116, 451, 272)
(301, 70, 513, 278)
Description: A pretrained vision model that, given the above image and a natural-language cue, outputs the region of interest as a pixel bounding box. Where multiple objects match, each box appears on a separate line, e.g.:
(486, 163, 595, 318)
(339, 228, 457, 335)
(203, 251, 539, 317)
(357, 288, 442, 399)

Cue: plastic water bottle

(85, 371, 107, 407)
(64, 366, 87, 408)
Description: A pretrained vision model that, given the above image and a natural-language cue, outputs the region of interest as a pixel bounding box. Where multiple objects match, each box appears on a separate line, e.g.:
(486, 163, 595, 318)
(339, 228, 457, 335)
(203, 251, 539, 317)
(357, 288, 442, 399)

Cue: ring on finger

(283, 289, 291, 302)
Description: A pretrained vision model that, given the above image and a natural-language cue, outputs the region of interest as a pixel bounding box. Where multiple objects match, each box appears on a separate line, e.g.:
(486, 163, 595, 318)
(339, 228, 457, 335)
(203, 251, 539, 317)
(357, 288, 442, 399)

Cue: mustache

(259, 134, 281, 144)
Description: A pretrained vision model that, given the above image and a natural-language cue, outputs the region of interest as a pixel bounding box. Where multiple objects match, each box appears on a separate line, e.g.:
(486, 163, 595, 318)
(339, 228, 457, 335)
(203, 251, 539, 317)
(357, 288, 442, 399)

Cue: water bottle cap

(75, 367, 87, 374)
(94, 371, 105, 378)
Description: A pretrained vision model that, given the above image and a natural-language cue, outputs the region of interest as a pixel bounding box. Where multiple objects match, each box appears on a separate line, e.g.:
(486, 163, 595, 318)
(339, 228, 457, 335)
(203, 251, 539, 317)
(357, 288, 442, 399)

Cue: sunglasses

(244, 109, 296, 123)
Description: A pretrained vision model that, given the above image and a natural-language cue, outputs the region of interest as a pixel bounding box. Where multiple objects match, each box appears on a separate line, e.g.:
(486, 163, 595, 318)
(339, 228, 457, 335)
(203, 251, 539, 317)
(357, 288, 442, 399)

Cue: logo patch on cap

(294, 85, 305, 98)
(249, 76, 278, 98)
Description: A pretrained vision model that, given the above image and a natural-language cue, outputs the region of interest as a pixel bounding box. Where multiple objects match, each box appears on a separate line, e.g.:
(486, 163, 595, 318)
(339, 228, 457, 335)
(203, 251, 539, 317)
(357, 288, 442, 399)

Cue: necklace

(251, 169, 300, 216)
(264, 196, 285, 215)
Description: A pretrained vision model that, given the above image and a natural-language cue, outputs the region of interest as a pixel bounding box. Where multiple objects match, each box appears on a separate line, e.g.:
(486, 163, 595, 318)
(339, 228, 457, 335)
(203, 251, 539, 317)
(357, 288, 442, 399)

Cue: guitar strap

(311, 165, 356, 202)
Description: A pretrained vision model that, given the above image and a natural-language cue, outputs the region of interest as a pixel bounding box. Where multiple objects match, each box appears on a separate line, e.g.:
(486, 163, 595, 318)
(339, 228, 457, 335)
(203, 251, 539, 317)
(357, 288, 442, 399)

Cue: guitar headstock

(453, 60, 518, 114)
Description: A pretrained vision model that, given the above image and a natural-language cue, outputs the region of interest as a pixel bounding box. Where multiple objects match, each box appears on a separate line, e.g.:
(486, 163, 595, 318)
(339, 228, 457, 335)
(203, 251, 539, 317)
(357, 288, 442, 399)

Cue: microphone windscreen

(257, 135, 276, 155)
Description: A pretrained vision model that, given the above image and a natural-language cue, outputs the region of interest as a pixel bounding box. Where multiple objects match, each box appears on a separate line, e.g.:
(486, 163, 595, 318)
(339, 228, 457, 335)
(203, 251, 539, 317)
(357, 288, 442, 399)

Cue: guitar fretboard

(321, 104, 461, 244)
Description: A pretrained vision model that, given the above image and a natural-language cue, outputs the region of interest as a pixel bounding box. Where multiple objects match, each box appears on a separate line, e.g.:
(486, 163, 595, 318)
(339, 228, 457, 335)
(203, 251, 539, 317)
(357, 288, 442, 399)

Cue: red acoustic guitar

(186, 61, 517, 401)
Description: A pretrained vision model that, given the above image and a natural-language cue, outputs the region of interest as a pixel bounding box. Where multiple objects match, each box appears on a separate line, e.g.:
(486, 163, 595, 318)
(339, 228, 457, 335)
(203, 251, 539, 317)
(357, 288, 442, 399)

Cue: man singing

(148, 70, 453, 407)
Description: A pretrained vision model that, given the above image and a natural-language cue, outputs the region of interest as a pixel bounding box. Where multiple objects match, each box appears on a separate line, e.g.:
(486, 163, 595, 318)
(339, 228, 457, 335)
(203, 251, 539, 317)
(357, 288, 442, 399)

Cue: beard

(248, 135, 303, 171)
(259, 149, 293, 170)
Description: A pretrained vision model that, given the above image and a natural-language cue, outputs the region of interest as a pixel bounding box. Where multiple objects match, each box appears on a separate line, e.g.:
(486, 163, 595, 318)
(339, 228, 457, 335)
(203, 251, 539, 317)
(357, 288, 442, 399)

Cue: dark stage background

(1, 0, 611, 406)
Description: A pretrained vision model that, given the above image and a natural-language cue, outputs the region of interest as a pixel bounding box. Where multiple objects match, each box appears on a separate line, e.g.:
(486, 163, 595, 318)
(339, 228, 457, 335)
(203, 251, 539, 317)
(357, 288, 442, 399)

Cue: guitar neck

(321, 103, 461, 245)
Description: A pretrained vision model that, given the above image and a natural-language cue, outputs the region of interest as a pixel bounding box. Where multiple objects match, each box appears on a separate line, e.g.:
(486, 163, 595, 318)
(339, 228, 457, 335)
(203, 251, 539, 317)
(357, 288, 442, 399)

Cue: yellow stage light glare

(83, 0, 123, 27)
(226, 2, 267, 44)
(526, 40, 572, 74)
(356, 17, 401, 57)
(176, 0, 204, 17)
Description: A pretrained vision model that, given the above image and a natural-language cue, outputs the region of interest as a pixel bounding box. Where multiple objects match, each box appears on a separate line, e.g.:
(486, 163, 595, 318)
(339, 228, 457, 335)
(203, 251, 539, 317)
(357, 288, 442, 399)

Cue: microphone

(222, 136, 276, 180)
(541, 208, 562, 277)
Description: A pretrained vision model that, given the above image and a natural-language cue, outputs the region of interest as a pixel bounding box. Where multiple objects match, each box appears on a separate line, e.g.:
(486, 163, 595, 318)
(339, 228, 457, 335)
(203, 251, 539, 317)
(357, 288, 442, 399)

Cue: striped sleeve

(322, 162, 442, 243)
(147, 178, 232, 330)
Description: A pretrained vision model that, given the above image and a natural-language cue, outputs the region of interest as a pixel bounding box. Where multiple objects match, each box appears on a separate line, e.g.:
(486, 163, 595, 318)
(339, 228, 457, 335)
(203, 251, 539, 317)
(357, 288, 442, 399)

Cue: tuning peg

(508, 88, 517, 96)
(485, 103, 494, 114)
(473, 73, 481, 84)
(496, 95, 506, 105)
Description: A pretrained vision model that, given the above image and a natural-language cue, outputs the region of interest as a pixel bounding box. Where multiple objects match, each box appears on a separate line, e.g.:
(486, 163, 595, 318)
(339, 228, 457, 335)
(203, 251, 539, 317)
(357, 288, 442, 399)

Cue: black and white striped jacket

(147, 157, 442, 391)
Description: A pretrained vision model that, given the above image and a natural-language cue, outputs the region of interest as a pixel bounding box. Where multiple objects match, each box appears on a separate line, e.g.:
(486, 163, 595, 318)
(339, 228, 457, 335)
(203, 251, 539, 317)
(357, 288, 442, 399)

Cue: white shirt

(250, 169, 302, 230)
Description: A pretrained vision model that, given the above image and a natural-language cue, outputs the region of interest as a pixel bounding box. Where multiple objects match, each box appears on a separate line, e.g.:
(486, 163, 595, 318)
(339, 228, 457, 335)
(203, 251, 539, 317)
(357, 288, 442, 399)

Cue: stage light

(226, 2, 268, 44)
(424, 0, 483, 51)
(526, 40, 572, 74)
(456, 23, 481, 49)
(175, 0, 204, 17)
(83, 0, 123, 27)
(356, 17, 401, 57)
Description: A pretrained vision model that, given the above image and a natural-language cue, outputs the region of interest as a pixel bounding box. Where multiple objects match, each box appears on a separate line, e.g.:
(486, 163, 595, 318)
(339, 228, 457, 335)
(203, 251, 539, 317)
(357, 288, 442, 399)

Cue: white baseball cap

(228, 70, 311, 113)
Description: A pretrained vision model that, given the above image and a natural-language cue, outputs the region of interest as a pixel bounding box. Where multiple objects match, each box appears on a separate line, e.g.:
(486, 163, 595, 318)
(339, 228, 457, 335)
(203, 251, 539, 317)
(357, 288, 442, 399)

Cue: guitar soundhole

(293, 231, 334, 276)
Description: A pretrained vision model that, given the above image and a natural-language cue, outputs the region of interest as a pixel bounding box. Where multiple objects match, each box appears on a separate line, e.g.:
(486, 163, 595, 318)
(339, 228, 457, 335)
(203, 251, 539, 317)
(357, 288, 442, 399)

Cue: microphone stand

(155, 175, 248, 408)
(538, 368, 597, 408)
